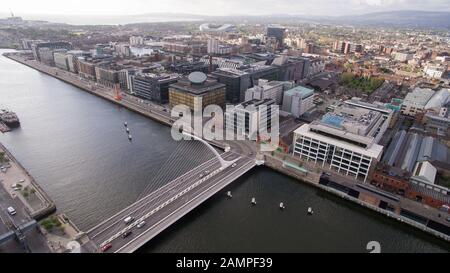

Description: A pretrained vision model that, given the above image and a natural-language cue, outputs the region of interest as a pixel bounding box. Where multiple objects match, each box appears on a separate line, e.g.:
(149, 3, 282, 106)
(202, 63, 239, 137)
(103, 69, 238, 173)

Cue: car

(7, 207, 16, 216)
(136, 221, 146, 228)
(124, 216, 134, 225)
(231, 163, 237, 168)
(199, 174, 204, 178)
(100, 243, 112, 252)
(122, 231, 132, 238)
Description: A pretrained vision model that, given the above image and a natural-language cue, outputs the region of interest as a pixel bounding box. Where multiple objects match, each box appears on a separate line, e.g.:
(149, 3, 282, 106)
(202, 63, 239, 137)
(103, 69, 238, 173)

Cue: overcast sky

(2, 0, 450, 17)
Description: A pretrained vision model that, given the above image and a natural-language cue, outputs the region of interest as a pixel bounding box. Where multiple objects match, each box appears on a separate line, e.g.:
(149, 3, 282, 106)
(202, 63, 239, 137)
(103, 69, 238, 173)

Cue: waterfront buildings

(169, 72, 226, 111)
(78, 58, 98, 81)
(293, 101, 393, 181)
(53, 52, 70, 71)
(132, 73, 180, 103)
(31, 41, 72, 63)
(281, 86, 315, 118)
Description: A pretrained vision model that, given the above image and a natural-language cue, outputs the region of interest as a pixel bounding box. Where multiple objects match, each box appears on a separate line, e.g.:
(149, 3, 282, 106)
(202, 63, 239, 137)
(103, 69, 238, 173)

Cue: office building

(53, 52, 70, 71)
(293, 102, 391, 182)
(225, 98, 276, 139)
(207, 38, 219, 54)
(212, 65, 279, 103)
(281, 86, 315, 118)
(271, 56, 308, 82)
(130, 36, 144, 46)
(245, 79, 294, 104)
(211, 68, 251, 103)
(267, 25, 286, 51)
(32, 41, 72, 62)
(132, 73, 180, 103)
(169, 72, 226, 111)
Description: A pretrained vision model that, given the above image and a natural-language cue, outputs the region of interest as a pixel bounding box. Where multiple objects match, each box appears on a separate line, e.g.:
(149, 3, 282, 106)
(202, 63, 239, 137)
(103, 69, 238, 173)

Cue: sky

(1, 0, 450, 17)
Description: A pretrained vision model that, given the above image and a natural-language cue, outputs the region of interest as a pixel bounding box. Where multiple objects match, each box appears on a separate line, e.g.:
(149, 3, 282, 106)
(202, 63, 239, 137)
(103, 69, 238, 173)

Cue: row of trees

(340, 72, 385, 93)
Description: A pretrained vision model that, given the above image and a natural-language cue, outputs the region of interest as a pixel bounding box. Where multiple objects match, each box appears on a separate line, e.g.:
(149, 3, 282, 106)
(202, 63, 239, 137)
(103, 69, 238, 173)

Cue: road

(0, 180, 50, 253)
(83, 150, 255, 253)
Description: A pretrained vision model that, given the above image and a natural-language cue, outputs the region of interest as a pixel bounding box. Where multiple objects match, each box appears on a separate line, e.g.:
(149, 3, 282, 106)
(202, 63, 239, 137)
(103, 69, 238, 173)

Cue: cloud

(1, 0, 449, 17)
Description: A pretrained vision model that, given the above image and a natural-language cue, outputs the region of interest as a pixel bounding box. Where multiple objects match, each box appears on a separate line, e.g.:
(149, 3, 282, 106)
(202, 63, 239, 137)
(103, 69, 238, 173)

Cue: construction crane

(114, 83, 122, 101)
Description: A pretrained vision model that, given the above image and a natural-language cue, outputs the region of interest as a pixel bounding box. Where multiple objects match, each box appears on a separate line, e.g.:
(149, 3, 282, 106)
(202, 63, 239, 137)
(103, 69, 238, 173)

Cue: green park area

(340, 72, 385, 93)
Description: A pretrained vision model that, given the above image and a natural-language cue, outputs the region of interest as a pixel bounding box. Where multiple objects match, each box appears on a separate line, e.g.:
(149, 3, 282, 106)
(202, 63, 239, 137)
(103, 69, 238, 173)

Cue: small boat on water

(251, 197, 256, 205)
(0, 109, 20, 128)
(227, 191, 232, 198)
(307, 207, 313, 215)
(279, 202, 285, 210)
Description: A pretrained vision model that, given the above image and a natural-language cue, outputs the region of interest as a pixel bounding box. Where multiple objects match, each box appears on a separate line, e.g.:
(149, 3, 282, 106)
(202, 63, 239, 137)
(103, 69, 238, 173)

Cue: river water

(0, 49, 448, 253)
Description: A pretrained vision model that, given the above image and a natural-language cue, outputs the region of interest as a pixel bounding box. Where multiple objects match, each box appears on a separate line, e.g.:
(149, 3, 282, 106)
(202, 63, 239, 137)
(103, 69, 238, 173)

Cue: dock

(0, 142, 56, 220)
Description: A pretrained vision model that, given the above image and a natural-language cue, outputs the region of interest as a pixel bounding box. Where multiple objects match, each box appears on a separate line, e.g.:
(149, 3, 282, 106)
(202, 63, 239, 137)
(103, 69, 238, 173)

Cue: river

(0, 49, 448, 253)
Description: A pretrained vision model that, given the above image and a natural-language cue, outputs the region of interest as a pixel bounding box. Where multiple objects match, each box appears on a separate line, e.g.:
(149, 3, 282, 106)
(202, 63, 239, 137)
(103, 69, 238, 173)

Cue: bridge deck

(84, 151, 254, 253)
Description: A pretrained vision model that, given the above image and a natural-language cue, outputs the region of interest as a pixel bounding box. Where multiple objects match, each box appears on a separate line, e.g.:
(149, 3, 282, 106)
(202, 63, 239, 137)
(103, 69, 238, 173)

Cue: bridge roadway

(84, 151, 256, 253)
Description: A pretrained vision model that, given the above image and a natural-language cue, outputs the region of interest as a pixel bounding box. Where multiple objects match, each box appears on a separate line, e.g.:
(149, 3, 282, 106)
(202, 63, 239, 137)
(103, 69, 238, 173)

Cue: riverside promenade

(0, 142, 56, 220)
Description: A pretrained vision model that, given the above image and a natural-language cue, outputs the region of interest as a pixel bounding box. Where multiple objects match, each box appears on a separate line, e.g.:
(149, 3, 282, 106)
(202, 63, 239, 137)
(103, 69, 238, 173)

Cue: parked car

(7, 207, 16, 216)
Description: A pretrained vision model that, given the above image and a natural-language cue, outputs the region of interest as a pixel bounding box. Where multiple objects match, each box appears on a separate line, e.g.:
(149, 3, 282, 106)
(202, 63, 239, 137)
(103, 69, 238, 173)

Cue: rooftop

(403, 87, 435, 107)
(284, 86, 314, 98)
(294, 124, 384, 159)
(170, 77, 225, 95)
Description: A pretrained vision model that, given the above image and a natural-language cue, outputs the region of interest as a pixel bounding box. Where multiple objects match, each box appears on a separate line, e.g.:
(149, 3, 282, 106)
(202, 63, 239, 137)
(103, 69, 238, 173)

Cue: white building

(245, 79, 294, 104)
(400, 87, 435, 116)
(53, 52, 69, 71)
(293, 102, 391, 182)
(225, 98, 276, 139)
(207, 38, 219, 54)
(130, 36, 144, 46)
(411, 161, 437, 185)
(207, 38, 232, 55)
(281, 86, 315, 118)
(424, 64, 447, 79)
